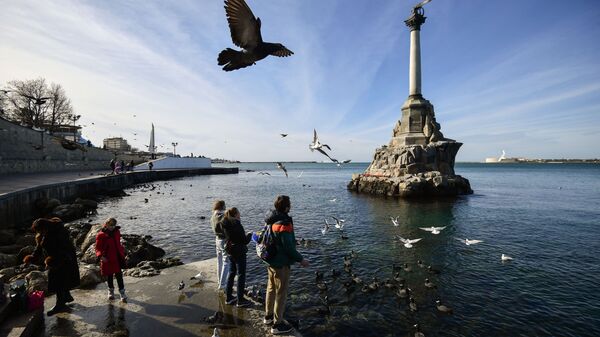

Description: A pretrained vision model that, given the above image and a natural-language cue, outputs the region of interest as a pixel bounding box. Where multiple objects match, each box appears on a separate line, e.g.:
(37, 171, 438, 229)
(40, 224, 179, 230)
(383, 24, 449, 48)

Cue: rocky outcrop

(124, 257, 183, 278)
(348, 171, 472, 197)
(348, 94, 473, 198)
(79, 264, 102, 287)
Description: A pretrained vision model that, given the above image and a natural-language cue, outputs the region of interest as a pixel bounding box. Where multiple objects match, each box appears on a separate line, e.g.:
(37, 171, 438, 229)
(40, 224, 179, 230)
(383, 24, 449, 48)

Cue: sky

(1, 0, 599, 162)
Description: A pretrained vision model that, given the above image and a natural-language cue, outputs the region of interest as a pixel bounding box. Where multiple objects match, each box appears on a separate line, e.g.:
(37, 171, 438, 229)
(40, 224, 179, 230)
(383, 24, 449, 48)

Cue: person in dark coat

(23, 217, 80, 316)
(221, 207, 252, 307)
(95, 218, 128, 302)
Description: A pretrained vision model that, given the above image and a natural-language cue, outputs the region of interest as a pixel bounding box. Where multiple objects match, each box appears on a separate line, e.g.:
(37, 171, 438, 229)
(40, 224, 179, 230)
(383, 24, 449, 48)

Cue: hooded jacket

(264, 209, 303, 268)
(222, 217, 251, 257)
(95, 226, 127, 275)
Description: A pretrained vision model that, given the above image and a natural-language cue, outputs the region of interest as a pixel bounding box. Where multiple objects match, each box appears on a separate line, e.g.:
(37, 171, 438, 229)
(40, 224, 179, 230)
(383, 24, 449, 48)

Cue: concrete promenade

(40, 258, 302, 337)
(0, 167, 238, 227)
(0, 170, 110, 195)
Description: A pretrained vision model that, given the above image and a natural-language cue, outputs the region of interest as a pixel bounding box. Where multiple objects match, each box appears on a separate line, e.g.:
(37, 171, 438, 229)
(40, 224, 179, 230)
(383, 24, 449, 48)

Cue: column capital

(405, 10, 426, 31)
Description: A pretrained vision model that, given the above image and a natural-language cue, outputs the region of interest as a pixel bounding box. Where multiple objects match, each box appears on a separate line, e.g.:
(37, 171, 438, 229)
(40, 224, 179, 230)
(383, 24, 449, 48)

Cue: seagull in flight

(280, 133, 288, 137)
(342, 160, 351, 164)
(23, 94, 51, 105)
(321, 220, 330, 235)
(257, 171, 271, 176)
(456, 238, 483, 246)
(218, 0, 293, 71)
(396, 236, 422, 248)
(420, 226, 446, 235)
(276, 162, 288, 177)
(309, 129, 337, 162)
(331, 216, 345, 230)
(297, 171, 303, 178)
(390, 216, 400, 227)
(190, 272, 204, 280)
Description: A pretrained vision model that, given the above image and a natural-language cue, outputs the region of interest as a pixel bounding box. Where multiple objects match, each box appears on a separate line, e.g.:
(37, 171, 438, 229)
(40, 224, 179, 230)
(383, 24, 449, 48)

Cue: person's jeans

(215, 237, 231, 290)
(226, 253, 247, 301)
(265, 265, 290, 324)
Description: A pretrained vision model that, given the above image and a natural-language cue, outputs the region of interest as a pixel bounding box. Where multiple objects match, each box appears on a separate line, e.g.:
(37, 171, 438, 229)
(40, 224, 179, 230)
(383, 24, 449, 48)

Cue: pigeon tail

(218, 48, 252, 71)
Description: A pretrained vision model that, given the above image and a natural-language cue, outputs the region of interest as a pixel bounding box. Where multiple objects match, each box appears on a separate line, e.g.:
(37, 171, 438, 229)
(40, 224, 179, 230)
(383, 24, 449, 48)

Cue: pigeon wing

(224, 0, 262, 49)
(269, 44, 294, 57)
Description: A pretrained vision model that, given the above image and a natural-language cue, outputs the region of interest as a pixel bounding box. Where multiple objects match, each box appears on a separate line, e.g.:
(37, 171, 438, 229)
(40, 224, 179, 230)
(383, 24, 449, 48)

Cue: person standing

(263, 195, 309, 335)
(221, 207, 252, 307)
(109, 159, 116, 174)
(23, 217, 80, 316)
(210, 200, 230, 293)
(95, 218, 128, 302)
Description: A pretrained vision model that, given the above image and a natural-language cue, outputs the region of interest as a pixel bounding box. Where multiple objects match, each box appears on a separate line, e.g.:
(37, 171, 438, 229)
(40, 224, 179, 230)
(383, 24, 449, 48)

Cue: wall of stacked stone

(0, 167, 238, 229)
(0, 116, 114, 174)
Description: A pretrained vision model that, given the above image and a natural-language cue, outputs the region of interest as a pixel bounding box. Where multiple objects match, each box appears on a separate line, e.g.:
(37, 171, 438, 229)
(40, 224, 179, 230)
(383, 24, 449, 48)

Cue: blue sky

(1, 0, 599, 162)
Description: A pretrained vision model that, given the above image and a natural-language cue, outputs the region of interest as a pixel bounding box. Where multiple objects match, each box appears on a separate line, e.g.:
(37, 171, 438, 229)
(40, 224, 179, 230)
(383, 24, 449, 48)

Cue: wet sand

(40, 258, 302, 337)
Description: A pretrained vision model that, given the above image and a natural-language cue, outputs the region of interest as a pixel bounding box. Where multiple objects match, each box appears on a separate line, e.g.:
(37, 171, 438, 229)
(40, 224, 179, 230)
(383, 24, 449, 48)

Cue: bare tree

(3, 78, 74, 130)
(46, 83, 74, 132)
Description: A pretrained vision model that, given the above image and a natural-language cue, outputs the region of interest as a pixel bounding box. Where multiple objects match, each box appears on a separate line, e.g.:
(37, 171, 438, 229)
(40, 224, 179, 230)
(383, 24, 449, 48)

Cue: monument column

(391, 8, 429, 147)
(408, 20, 424, 96)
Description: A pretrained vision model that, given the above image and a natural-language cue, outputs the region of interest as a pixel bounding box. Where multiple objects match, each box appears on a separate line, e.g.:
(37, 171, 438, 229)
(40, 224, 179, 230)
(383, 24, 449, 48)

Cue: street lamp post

(171, 142, 178, 156)
(71, 114, 81, 142)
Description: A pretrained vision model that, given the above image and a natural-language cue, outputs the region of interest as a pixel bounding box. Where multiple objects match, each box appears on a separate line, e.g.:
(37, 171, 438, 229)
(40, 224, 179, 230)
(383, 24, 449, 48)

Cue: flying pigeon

(276, 162, 288, 177)
(420, 226, 446, 235)
(218, 0, 293, 71)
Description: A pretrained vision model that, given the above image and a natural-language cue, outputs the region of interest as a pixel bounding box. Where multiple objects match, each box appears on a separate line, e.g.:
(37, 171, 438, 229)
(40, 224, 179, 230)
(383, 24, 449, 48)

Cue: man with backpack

(262, 195, 309, 335)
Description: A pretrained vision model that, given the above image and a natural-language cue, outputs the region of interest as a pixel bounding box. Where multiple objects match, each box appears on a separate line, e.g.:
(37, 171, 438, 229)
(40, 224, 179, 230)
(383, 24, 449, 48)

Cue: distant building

(103, 137, 131, 152)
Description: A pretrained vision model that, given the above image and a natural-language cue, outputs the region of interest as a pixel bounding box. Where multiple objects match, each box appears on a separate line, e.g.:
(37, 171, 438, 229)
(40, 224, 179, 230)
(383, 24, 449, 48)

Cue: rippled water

(87, 162, 600, 337)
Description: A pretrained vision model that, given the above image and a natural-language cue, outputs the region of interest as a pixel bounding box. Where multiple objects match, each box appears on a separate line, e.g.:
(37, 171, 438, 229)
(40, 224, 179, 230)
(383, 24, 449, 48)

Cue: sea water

(89, 162, 600, 337)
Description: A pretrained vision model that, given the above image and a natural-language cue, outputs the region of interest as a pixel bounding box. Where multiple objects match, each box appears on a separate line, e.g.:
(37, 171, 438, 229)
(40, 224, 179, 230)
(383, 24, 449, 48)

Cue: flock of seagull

(256, 129, 350, 178)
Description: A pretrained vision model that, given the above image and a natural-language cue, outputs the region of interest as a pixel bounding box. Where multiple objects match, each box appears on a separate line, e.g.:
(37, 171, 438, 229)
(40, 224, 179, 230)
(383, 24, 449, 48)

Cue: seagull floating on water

(501, 254, 513, 261)
(420, 226, 446, 235)
(456, 238, 483, 246)
(329, 198, 337, 202)
(396, 236, 422, 248)
(436, 300, 453, 314)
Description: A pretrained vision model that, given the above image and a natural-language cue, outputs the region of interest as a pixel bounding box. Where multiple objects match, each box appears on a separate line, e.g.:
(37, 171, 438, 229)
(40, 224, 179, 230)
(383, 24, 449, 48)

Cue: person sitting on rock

(95, 218, 128, 302)
(23, 217, 80, 316)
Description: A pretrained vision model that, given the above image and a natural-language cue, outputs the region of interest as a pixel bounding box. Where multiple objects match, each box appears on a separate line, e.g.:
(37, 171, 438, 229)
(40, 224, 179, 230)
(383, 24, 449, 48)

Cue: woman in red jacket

(95, 218, 127, 302)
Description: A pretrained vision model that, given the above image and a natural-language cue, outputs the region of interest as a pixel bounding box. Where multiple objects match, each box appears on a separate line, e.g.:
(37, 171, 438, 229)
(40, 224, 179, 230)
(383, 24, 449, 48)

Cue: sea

(87, 162, 600, 337)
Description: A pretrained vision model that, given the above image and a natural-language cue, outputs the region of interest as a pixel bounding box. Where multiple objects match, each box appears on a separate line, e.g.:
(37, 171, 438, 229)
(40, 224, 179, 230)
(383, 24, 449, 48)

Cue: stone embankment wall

(0, 116, 113, 174)
(0, 167, 238, 229)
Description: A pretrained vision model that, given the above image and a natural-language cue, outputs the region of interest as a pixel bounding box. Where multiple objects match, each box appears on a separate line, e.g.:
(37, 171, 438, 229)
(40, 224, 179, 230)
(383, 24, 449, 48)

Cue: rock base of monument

(347, 171, 473, 198)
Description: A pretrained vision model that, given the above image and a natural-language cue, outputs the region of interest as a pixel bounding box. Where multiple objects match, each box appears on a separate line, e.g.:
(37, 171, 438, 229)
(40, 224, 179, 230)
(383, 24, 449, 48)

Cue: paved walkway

(0, 170, 111, 195)
(40, 258, 302, 337)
